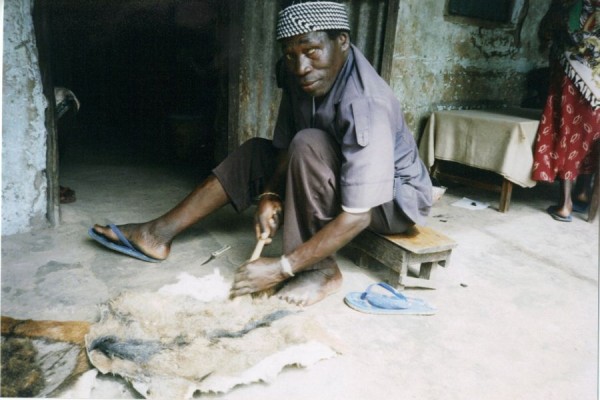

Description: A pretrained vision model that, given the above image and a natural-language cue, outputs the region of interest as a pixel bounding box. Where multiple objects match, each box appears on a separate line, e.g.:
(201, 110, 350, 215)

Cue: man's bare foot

(276, 262, 342, 306)
(92, 223, 171, 260)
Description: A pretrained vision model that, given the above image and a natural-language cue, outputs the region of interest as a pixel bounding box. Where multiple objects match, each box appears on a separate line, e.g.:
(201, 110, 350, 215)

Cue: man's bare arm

(285, 209, 371, 273)
(230, 209, 371, 297)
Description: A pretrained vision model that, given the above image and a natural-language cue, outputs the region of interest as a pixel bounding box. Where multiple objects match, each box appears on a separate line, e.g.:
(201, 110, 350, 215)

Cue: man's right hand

(254, 194, 283, 242)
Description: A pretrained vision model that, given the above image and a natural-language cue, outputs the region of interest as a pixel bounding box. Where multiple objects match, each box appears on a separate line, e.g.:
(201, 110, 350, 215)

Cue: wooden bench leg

(499, 179, 512, 213)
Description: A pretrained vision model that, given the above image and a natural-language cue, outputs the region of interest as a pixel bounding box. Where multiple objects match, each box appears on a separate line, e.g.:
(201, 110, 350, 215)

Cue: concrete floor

(1, 143, 598, 399)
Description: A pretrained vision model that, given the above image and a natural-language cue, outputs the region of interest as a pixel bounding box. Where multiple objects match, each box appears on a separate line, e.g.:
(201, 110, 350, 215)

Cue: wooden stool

(350, 225, 457, 289)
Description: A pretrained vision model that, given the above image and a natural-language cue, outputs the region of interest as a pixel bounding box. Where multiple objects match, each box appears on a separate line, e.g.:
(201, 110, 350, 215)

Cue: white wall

(2, 0, 49, 235)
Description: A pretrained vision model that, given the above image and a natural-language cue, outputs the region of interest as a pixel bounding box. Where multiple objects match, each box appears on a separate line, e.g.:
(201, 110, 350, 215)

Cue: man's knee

(289, 129, 332, 162)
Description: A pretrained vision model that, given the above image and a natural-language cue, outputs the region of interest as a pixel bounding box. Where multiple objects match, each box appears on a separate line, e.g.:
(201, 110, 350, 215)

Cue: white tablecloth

(419, 109, 541, 188)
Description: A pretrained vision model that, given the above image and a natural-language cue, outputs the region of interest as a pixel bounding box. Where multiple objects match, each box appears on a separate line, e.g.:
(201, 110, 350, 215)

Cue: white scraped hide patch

(85, 270, 340, 399)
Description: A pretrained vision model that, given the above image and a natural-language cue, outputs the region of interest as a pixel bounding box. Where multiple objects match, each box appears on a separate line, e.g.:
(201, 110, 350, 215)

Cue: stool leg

(356, 253, 369, 268)
(392, 259, 409, 290)
(388, 269, 403, 290)
(419, 261, 437, 280)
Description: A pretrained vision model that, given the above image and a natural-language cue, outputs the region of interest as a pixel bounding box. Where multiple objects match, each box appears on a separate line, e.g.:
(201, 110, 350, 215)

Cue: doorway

(32, 0, 396, 222)
(36, 0, 228, 194)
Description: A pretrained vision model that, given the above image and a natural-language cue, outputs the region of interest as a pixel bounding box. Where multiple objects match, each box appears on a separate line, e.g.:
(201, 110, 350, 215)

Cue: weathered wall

(230, 0, 391, 150)
(0, 0, 552, 235)
(2, 0, 49, 235)
(390, 0, 550, 139)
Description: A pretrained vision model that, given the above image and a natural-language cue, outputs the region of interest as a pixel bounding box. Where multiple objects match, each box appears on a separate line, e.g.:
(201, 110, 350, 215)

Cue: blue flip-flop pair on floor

(88, 224, 161, 263)
(344, 282, 436, 315)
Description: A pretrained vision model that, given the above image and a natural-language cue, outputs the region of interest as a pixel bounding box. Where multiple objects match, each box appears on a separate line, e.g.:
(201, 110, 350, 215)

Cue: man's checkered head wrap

(276, 1, 350, 40)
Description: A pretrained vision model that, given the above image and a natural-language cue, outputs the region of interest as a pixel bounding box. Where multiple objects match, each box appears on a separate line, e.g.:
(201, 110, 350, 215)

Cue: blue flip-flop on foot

(546, 206, 572, 222)
(344, 282, 436, 315)
(88, 224, 161, 263)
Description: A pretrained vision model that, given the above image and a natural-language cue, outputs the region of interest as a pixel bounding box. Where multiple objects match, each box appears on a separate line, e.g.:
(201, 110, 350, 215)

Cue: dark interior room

(45, 0, 226, 175)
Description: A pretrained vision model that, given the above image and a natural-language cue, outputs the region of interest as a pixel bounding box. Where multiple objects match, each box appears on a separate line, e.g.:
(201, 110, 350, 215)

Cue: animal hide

(85, 270, 340, 399)
(1, 316, 92, 397)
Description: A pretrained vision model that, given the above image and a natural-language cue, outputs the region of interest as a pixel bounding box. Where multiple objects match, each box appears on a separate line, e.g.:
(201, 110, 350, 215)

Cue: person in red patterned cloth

(532, 0, 600, 222)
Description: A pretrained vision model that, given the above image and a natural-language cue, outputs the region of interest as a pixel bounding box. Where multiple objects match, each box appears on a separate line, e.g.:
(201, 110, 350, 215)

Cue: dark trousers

(213, 129, 412, 261)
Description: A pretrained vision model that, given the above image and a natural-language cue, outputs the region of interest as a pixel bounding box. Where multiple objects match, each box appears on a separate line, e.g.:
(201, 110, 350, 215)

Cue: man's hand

(230, 257, 284, 298)
(254, 194, 283, 242)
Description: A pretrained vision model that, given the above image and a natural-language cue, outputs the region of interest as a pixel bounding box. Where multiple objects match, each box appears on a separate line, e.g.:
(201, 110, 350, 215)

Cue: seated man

(90, 1, 432, 306)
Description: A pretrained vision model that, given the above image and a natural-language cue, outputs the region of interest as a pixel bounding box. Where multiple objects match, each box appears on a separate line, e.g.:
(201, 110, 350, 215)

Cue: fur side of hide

(85, 270, 341, 399)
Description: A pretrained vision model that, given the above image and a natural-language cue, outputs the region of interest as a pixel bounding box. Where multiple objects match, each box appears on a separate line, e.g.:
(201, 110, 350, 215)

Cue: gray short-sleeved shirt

(274, 45, 432, 225)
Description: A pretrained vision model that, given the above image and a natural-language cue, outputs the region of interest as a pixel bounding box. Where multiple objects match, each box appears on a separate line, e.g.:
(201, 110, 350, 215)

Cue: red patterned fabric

(532, 63, 600, 182)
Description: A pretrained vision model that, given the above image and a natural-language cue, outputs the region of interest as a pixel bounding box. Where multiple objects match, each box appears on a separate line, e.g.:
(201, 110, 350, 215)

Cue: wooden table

(419, 108, 541, 212)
